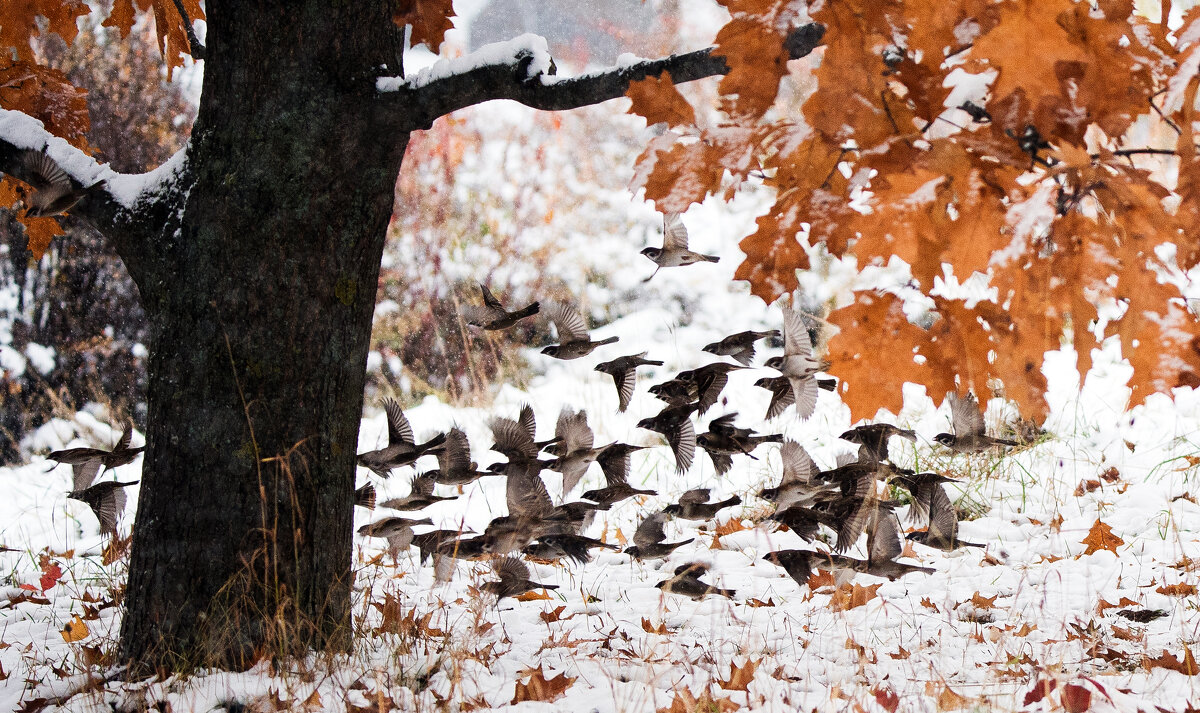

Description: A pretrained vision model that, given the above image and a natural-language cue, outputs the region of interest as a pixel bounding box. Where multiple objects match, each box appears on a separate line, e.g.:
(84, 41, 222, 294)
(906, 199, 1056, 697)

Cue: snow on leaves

(628, 0, 1200, 420)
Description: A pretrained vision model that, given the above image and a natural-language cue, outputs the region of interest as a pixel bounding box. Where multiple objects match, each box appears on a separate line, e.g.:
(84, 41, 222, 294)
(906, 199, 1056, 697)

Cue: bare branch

(382, 23, 825, 131)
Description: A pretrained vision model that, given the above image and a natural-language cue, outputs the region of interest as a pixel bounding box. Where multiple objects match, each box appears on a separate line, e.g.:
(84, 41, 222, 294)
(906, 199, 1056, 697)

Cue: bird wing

(614, 367, 636, 412)
(707, 413, 738, 435)
(507, 470, 553, 519)
(555, 409, 593, 453)
(866, 509, 904, 564)
(949, 391, 986, 438)
(634, 511, 668, 548)
(780, 440, 817, 484)
(438, 427, 472, 474)
(597, 444, 633, 486)
(764, 379, 795, 420)
(494, 555, 531, 582)
(547, 301, 589, 342)
(411, 474, 436, 497)
(479, 283, 505, 310)
(23, 151, 70, 193)
(667, 418, 696, 474)
(678, 488, 710, 505)
(518, 404, 538, 442)
(927, 484, 958, 547)
(695, 372, 729, 415)
(115, 425, 134, 451)
(708, 451, 733, 476)
(782, 306, 813, 358)
(72, 458, 103, 492)
(788, 375, 819, 419)
(384, 399, 415, 446)
(490, 417, 537, 459)
(662, 212, 690, 251)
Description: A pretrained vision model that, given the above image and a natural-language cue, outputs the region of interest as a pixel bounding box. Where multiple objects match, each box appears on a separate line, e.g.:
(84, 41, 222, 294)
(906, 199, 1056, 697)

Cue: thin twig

(169, 0, 206, 61)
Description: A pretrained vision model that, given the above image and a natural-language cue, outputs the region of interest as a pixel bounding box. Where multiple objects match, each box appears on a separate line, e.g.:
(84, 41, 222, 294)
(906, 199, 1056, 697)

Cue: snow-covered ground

(4, 96, 1200, 712)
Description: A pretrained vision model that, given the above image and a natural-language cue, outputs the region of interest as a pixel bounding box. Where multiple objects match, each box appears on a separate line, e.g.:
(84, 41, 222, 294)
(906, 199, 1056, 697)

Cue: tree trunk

(118, 3, 409, 669)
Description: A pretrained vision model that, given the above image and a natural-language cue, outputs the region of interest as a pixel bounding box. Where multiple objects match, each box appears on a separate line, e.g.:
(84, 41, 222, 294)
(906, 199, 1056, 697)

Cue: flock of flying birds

(40, 212, 1022, 603)
(349, 213, 1022, 601)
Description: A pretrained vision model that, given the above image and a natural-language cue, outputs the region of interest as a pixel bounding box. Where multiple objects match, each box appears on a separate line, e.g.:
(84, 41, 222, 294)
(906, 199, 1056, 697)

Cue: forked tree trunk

(118, 3, 409, 669)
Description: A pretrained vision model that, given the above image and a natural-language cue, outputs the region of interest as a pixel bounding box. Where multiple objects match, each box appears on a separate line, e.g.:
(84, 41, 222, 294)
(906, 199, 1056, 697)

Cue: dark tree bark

(0, 2, 822, 670)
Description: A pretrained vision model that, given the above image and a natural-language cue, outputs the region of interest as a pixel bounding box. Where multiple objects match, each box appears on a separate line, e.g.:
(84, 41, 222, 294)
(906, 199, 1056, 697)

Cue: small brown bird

(482, 557, 558, 600)
(505, 462, 556, 520)
(895, 473, 984, 551)
(696, 413, 782, 475)
(762, 549, 821, 586)
(763, 304, 828, 419)
(489, 406, 545, 464)
(595, 442, 647, 486)
(545, 408, 600, 496)
(523, 534, 621, 564)
(758, 441, 836, 510)
(641, 212, 720, 281)
(357, 400, 446, 478)
(20, 150, 105, 218)
(354, 483, 377, 509)
(675, 363, 746, 415)
(412, 528, 475, 564)
(702, 330, 779, 366)
(663, 488, 742, 520)
(67, 480, 138, 536)
(379, 474, 456, 511)
(839, 423, 917, 464)
(625, 511, 694, 560)
(427, 428, 494, 486)
(434, 535, 490, 561)
(481, 515, 547, 554)
(636, 402, 699, 474)
(594, 352, 663, 412)
(541, 301, 618, 360)
(828, 508, 934, 582)
(648, 378, 698, 407)
(655, 562, 736, 600)
(934, 392, 1018, 453)
(47, 424, 144, 491)
(357, 516, 433, 557)
(769, 504, 838, 542)
(464, 283, 540, 330)
(754, 375, 836, 420)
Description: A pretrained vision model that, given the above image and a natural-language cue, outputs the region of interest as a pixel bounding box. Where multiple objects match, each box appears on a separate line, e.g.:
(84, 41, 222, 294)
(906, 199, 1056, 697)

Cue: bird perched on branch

(463, 283, 539, 331)
(482, 557, 558, 600)
(702, 329, 779, 366)
(641, 212, 719, 281)
(68, 480, 138, 537)
(595, 352, 663, 412)
(625, 511, 694, 560)
(47, 424, 144, 491)
(357, 400, 446, 478)
(655, 562, 735, 600)
(934, 392, 1018, 453)
(19, 150, 105, 218)
(541, 301, 618, 360)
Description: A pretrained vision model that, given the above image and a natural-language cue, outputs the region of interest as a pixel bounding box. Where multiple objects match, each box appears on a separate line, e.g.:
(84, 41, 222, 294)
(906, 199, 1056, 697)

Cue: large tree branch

(0, 109, 185, 283)
(379, 24, 825, 131)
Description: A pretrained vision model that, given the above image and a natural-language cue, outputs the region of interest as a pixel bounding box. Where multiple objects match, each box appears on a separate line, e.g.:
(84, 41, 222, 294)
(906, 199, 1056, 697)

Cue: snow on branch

(381, 24, 825, 129)
(0, 108, 186, 266)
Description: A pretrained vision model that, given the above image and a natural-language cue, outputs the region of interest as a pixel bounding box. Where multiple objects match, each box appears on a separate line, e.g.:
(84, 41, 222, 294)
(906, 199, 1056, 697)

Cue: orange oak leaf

(1148, 648, 1200, 676)
(1081, 520, 1123, 556)
(1060, 683, 1092, 713)
(393, 0, 455, 52)
(718, 659, 758, 691)
(626, 73, 695, 128)
(511, 666, 575, 704)
(60, 615, 89, 643)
